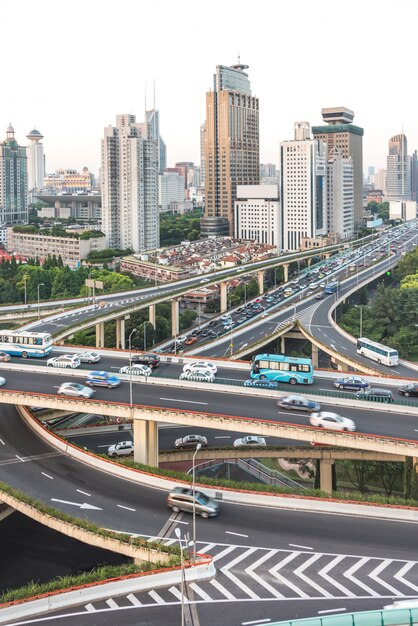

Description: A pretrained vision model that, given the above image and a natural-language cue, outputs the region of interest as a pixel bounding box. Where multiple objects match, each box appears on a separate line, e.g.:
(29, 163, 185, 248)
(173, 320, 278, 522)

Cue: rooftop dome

(27, 128, 44, 140)
(6, 123, 14, 134)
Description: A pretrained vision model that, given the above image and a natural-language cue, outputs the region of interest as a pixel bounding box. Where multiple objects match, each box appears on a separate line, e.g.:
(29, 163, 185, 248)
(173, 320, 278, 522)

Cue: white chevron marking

(369, 560, 403, 595)
(394, 562, 418, 593)
(317, 555, 352, 596)
(105, 599, 118, 609)
(269, 552, 309, 598)
(84, 604, 95, 612)
(344, 557, 379, 597)
(126, 593, 141, 606)
(221, 548, 259, 599)
(244, 549, 284, 598)
(294, 554, 333, 597)
(148, 590, 166, 604)
(212, 545, 237, 562)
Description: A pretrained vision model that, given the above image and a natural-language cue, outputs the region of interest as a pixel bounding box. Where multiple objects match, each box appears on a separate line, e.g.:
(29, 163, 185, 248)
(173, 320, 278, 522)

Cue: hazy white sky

(2, 0, 417, 176)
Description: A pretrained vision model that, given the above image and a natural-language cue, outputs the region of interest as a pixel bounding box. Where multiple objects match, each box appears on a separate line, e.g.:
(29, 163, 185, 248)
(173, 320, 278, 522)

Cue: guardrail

(269, 606, 418, 625)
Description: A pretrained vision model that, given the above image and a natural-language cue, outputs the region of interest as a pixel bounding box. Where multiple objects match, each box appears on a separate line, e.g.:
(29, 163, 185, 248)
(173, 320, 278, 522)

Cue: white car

(221, 314, 232, 322)
(176, 335, 187, 343)
(308, 282, 319, 289)
(57, 382, 95, 398)
(233, 436, 267, 448)
(183, 361, 218, 374)
(310, 411, 356, 432)
(107, 441, 134, 457)
(0, 377, 5, 387)
(119, 364, 152, 377)
(74, 351, 101, 364)
(180, 370, 215, 383)
(47, 355, 81, 369)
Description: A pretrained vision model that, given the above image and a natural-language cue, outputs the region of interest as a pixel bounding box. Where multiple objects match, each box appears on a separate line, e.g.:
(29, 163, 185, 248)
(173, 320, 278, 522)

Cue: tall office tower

(411, 151, 418, 201)
(201, 61, 259, 237)
(386, 134, 412, 200)
(327, 148, 354, 240)
(145, 107, 166, 173)
(200, 122, 206, 187)
(101, 114, 159, 252)
(260, 163, 277, 178)
(312, 107, 363, 227)
(26, 129, 45, 192)
(280, 122, 327, 251)
(0, 124, 28, 225)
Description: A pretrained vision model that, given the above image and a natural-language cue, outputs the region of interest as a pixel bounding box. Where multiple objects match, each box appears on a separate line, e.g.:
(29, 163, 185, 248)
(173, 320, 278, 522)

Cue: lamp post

(244, 283, 247, 304)
(37, 283, 44, 320)
(355, 304, 363, 337)
(143, 323, 147, 352)
(174, 528, 186, 626)
(192, 443, 202, 558)
(23, 274, 29, 306)
(128, 328, 137, 409)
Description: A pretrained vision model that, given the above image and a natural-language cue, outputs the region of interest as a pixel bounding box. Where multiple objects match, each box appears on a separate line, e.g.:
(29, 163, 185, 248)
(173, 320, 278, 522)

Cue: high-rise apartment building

(327, 148, 354, 240)
(201, 61, 259, 237)
(101, 114, 159, 252)
(234, 184, 280, 248)
(312, 107, 363, 227)
(159, 171, 185, 211)
(0, 124, 28, 225)
(385, 134, 412, 200)
(26, 129, 45, 192)
(280, 122, 327, 251)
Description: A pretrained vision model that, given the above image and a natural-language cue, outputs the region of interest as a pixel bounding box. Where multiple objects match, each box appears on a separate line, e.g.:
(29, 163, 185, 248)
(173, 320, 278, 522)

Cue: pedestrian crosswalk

(82, 540, 418, 613)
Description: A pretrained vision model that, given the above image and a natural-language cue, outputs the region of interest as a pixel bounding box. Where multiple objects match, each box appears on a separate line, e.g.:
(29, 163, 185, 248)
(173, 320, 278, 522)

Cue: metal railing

(270, 606, 418, 625)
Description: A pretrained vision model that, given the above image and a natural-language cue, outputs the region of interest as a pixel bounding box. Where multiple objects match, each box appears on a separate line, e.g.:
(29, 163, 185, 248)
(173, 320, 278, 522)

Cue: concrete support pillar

(324, 252, 331, 259)
(320, 459, 334, 494)
(171, 299, 179, 337)
(220, 282, 228, 313)
(311, 343, 319, 368)
(149, 304, 156, 329)
(283, 263, 289, 283)
(280, 336, 286, 354)
(307, 258, 312, 267)
(95, 323, 104, 348)
(133, 419, 159, 467)
(115, 317, 125, 350)
(257, 270, 264, 295)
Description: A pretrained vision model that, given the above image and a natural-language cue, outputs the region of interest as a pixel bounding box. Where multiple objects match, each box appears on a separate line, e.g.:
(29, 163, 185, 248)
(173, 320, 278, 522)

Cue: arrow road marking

(269, 552, 309, 598)
(294, 553, 333, 597)
(369, 559, 403, 595)
(394, 562, 418, 593)
(51, 498, 102, 510)
(344, 557, 379, 596)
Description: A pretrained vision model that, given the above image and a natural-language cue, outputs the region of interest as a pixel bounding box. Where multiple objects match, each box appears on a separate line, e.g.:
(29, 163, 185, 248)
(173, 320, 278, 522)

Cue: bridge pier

(95, 323, 105, 348)
(331, 357, 346, 371)
(133, 419, 159, 467)
(311, 343, 319, 368)
(149, 304, 156, 329)
(257, 270, 264, 295)
(320, 459, 334, 494)
(283, 263, 289, 283)
(171, 299, 179, 337)
(220, 282, 228, 313)
(115, 317, 126, 350)
(280, 336, 286, 354)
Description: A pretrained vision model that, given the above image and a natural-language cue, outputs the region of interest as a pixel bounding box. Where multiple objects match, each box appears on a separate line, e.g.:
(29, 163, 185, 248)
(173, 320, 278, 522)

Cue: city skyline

(2, 0, 418, 176)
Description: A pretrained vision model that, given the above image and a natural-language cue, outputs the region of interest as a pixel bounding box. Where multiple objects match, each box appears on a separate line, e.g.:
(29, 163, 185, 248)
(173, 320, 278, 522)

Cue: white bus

(356, 337, 399, 366)
(0, 330, 53, 359)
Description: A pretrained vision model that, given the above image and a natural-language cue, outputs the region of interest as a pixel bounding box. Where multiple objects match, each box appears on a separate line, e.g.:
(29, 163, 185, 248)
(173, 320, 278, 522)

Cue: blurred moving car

(334, 376, 369, 390)
(130, 353, 160, 368)
(85, 371, 120, 388)
(0, 377, 5, 386)
(0, 352, 11, 363)
(74, 351, 100, 364)
(57, 382, 95, 398)
(277, 395, 321, 412)
(107, 441, 134, 457)
(174, 434, 208, 449)
(310, 411, 356, 432)
(167, 487, 219, 518)
(398, 383, 418, 397)
(233, 436, 267, 447)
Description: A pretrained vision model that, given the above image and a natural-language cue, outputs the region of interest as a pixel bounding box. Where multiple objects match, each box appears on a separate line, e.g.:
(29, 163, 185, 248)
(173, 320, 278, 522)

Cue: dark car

(131, 353, 160, 368)
(244, 379, 280, 390)
(208, 320, 218, 327)
(334, 376, 369, 391)
(355, 388, 394, 403)
(398, 383, 418, 398)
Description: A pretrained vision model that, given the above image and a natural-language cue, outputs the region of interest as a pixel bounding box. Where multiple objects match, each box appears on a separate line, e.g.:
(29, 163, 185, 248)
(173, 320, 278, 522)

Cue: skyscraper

(280, 122, 327, 251)
(0, 124, 28, 225)
(312, 107, 363, 227)
(386, 134, 412, 200)
(101, 114, 159, 252)
(200, 122, 206, 187)
(146, 107, 166, 174)
(26, 128, 45, 192)
(201, 61, 259, 237)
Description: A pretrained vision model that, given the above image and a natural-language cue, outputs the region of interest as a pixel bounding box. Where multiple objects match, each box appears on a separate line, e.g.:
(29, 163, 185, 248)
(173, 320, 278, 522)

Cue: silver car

(167, 487, 219, 518)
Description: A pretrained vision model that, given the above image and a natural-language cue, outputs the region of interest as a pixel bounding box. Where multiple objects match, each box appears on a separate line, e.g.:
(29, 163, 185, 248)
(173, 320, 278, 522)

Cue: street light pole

(355, 304, 363, 337)
(143, 323, 147, 352)
(37, 283, 44, 320)
(128, 328, 137, 410)
(23, 274, 29, 306)
(192, 442, 202, 560)
(174, 528, 185, 626)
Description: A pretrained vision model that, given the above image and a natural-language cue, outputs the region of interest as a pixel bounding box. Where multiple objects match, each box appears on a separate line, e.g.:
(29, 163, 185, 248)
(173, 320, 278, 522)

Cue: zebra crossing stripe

(169, 586, 188, 603)
(317, 555, 353, 596)
(369, 560, 403, 595)
(148, 590, 166, 604)
(269, 552, 309, 598)
(84, 604, 95, 612)
(105, 599, 118, 609)
(344, 557, 379, 597)
(189, 583, 212, 601)
(221, 548, 259, 600)
(126, 593, 141, 606)
(244, 550, 285, 599)
(209, 578, 236, 600)
(394, 562, 418, 593)
(294, 554, 333, 598)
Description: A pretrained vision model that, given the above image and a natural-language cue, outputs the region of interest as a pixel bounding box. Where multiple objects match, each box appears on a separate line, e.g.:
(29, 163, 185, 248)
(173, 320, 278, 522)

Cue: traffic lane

(0, 407, 179, 535)
(2, 369, 418, 442)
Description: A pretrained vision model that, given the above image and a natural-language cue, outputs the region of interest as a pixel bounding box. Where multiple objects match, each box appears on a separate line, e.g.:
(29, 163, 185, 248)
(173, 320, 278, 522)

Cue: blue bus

(250, 353, 314, 385)
(324, 281, 339, 294)
(0, 330, 52, 358)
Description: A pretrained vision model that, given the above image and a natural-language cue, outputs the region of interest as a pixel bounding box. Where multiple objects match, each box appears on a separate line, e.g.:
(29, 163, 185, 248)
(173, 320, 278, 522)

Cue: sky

(2, 0, 418, 177)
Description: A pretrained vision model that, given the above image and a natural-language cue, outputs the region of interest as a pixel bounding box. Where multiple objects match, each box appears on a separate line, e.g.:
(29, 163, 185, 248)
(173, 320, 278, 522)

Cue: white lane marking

(159, 397, 208, 405)
(0, 438, 4, 445)
(394, 561, 418, 593)
(169, 586, 187, 602)
(76, 489, 91, 497)
(171, 518, 189, 525)
(197, 543, 216, 554)
(341, 346, 348, 351)
(214, 436, 232, 439)
(369, 559, 403, 595)
(392, 369, 401, 374)
(210, 577, 236, 600)
(117, 504, 136, 512)
(105, 599, 118, 609)
(225, 531, 249, 538)
(41, 472, 54, 480)
(278, 412, 310, 419)
(51, 498, 102, 511)
(330, 344, 336, 350)
(344, 557, 379, 596)
(97, 444, 113, 448)
(289, 543, 313, 550)
(189, 582, 212, 601)
(148, 590, 165, 604)
(15, 455, 25, 462)
(127, 593, 142, 606)
(85, 603, 95, 612)
(243, 621, 271, 626)
(318, 608, 346, 615)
